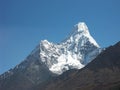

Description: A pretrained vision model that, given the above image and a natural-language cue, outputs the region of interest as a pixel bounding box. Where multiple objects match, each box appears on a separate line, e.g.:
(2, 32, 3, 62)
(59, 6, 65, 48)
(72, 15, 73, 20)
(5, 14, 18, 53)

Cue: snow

(49, 53, 84, 75)
(41, 40, 51, 49)
(38, 22, 101, 75)
(84, 33, 99, 47)
(75, 22, 89, 33)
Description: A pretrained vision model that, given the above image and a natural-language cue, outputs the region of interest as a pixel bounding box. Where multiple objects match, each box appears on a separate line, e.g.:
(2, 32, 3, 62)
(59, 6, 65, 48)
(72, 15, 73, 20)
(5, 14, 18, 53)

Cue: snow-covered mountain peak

(38, 22, 101, 75)
(63, 22, 99, 48)
(74, 22, 89, 34)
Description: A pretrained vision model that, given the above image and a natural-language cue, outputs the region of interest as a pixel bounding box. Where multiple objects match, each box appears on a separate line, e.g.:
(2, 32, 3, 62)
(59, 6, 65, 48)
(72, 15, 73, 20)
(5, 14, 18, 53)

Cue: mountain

(40, 22, 101, 75)
(0, 22, 101, 90)
(41, 41, 120, 90)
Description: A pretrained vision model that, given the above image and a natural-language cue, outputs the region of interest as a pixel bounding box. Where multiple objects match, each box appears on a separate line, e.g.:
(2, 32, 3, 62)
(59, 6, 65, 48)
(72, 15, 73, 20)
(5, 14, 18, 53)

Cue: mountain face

(41, 41, 120, 90)
(0, 22, 101, 90)
(39, 22, 101, 75)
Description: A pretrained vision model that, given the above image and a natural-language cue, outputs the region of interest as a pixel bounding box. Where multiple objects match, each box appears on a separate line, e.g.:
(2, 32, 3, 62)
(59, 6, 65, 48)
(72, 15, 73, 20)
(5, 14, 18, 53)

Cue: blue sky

(0, 0, 120, 74)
